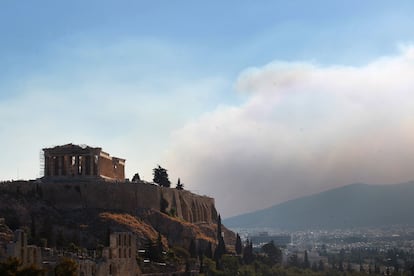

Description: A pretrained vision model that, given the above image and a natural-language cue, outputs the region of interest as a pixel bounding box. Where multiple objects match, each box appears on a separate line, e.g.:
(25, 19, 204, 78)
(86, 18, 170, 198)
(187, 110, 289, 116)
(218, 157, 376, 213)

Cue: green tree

(145, 233, 164, 262)
(243, 239, 254, 265)
(303, 250, 310, 269)
(153, 165, 171, 187)
(222, 255, 239, 274)
(0, 257, 20, 276)
(214, 215, 226, 269)
(261, 240, 282, 266)
(338, 260, 344, 272)
(55, 257, 77, 276)
(0, 257, 46, 276)
(131, 173, 140, 182)
(288, 253, 300, 267)
(16, 265, 45, 276)
(176, 178, 184, 190)
(235, 233, 242, 255)
(318, 260, 325, 271)
(374, 263, 380, 274)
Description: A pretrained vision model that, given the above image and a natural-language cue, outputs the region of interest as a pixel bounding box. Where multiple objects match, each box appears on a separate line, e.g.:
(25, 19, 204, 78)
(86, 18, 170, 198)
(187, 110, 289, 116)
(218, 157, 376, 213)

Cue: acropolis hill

(38, 143, 218, 224)
(2, 178, 217, 224)
(0, 144, 234, 260)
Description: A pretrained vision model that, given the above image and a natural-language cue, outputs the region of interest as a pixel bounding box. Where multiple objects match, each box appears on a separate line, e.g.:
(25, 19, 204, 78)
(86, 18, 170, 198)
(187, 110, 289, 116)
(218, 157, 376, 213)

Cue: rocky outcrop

(0, 179, 236, 276)
(0, 180, 217, 224)
(0, 180, 235, 251)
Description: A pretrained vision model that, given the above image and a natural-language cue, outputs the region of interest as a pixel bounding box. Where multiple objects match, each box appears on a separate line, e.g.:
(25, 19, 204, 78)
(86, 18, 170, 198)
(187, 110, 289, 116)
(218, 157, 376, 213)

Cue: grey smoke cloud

(165, 47, 414, 217)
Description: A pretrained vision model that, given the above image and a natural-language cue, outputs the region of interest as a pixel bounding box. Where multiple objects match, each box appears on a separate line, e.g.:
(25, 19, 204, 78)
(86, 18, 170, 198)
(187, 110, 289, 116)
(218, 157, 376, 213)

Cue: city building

(98, 232, 140, 276)
(6, 229, 42, 268)
(249, 232, 292, 247)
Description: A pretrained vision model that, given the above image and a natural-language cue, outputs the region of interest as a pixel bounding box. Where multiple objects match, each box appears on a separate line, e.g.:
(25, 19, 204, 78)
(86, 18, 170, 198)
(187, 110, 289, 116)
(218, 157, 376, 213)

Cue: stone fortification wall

(0, 180, 217, 224)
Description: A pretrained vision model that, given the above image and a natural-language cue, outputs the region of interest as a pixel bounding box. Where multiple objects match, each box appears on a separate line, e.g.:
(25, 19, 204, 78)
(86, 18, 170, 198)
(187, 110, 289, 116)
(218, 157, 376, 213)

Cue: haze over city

(2, 1, 414, 217)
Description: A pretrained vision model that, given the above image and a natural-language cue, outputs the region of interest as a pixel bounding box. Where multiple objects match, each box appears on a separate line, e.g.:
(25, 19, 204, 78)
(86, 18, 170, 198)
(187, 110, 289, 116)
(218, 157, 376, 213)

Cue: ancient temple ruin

(42, 144, 125, 181)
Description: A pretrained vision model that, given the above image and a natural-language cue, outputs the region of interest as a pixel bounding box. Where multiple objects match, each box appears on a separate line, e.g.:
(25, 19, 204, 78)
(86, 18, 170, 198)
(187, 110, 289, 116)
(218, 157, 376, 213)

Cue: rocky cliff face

(0, 180, 217, 224)
(0, 180, 232, 252)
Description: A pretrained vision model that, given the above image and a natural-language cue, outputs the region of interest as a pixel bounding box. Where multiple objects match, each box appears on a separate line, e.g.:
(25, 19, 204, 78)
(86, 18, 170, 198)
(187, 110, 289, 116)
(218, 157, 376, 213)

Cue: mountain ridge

(224, 181, 414, 230)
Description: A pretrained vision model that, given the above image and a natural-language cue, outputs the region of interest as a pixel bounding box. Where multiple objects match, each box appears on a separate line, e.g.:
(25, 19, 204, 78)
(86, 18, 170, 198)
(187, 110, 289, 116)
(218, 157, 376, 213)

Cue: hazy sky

(2, 1, 414, 217)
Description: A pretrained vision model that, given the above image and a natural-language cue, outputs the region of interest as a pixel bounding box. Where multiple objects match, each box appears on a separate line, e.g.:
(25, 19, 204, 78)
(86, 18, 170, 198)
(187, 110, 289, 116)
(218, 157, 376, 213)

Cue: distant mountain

(224, 181, 414, 230)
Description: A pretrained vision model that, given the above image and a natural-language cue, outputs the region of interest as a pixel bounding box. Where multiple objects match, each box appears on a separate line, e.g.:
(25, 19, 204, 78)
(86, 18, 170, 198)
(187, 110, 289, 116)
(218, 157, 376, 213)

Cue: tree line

(132, 165, 184, 190)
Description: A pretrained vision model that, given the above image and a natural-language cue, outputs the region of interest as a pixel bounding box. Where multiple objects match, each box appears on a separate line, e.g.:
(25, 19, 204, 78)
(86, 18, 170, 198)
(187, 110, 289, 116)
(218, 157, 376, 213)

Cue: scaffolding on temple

(39, 149, 44, 178)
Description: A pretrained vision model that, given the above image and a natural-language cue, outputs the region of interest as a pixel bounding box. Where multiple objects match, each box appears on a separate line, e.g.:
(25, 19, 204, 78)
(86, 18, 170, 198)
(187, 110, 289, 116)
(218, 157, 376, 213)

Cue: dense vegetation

(0, 257, 45, 276)
(194, 241, 414, 276)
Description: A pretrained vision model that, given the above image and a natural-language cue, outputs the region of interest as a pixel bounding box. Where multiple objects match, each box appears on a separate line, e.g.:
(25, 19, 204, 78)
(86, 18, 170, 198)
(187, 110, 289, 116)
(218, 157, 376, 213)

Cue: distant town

(234, 225, 414, 275)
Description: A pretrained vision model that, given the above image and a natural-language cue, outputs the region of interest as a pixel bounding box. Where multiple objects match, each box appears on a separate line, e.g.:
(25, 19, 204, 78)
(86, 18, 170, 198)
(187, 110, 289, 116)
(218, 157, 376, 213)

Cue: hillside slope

(0, 180, 235, 252)
(224, 181, 414, 230)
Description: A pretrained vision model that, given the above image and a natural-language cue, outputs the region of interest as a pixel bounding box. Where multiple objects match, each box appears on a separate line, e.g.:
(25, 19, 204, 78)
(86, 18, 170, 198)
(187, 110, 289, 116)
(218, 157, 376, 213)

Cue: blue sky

(2, 1, 414, 217)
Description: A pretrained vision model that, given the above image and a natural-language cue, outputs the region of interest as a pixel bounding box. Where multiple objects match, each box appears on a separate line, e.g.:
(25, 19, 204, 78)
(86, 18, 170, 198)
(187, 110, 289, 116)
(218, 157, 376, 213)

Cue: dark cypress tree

(217, 214, 222, 239)
(214, 215, 226, 269)
(235, 233, 242, 255)
(243, 239, 254, 265)
(303, 250, 310, 268)
(176, 178, 184, 190)
(374, 263, 380, 274)
(318, 260, 325, 271)
(338, 260, 344, 272)
(132, 173, 140, 182)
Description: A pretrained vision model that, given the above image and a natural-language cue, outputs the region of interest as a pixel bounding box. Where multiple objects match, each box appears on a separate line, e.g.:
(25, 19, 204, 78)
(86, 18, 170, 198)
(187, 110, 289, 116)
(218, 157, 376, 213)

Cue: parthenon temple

(43, 144, 125, 181)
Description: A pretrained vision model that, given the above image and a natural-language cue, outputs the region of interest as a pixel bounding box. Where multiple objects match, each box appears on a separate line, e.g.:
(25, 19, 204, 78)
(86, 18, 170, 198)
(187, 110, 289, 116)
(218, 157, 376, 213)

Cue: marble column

(44, 156, 49, 177)
(65, 155, 70, 176)
(89, 155, 94, 176)
(75, 155, 80, 175)
(58, 155, 63, 176)
(82, 155, 86, 176)
(51, 156, 56, 176)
